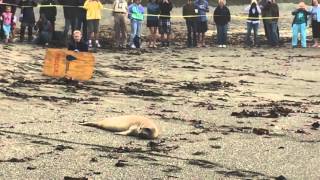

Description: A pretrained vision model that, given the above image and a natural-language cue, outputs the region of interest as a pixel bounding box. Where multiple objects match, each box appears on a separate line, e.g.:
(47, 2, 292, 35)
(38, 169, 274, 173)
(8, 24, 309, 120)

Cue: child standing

(128, 0, 144, 49)
(292, 2, 310, 48)
(84, 0, 103, 48)
(18, 0, 37, 42)
(183, 0, 197, 48)
(1, 6, 13, 43)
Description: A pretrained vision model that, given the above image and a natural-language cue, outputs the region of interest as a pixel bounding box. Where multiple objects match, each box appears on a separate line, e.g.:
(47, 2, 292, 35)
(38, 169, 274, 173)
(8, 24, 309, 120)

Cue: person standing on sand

(0, 6, 13, 43)
(146, 0, 160, 48)
(262, 0, 279, 47)
(195, 0, 209, 47)
(214, 0, 231, 48)
(84, 0, 104, 48)
(18, 0, 37, 42)
(183, 0, 197, 48)
(113, 0, 128, 48)
(0, 0, 18, 41)
(291, 2, 311, 48)
(128, 0, 144, 49)
(244, 0, 261, 47)
(159, 0, 173, 47)
(310, 0, 320, 47)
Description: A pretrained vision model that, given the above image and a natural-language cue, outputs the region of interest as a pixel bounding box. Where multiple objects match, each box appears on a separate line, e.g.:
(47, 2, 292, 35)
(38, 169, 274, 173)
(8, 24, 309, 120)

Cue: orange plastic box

(43, 49, 95, 81)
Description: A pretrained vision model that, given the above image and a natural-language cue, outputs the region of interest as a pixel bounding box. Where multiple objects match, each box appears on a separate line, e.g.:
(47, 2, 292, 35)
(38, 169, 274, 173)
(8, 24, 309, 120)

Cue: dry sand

(1, 3, 320, 180)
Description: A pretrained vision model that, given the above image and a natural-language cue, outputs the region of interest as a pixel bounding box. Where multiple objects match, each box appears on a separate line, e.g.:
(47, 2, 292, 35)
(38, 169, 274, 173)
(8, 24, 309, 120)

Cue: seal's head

(138, 127, 159, 139)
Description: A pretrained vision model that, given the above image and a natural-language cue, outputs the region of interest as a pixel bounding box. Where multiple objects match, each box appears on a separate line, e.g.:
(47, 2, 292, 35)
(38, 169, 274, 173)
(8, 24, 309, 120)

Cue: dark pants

(64, 17, 78, 39)
(263, 19, 269, 41)
(217, 24, 228, 45)
(77, 14, 87, 41)
(20, 22, 33, 41)
(245, 22, 259, 46)
(186, 19, 197, 47)
(266, 22, 279, 46)
(36, 31, 52, 45)
(48, 19, 55, 33)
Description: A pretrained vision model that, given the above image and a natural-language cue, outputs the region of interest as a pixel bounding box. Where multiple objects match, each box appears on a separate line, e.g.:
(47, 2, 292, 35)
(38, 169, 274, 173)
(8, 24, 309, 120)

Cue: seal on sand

(80, 115, 160, 139)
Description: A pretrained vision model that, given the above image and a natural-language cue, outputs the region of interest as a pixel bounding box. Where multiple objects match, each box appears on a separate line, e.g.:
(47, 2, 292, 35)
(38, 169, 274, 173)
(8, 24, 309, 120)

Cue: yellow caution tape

(0, 2, 289, 20)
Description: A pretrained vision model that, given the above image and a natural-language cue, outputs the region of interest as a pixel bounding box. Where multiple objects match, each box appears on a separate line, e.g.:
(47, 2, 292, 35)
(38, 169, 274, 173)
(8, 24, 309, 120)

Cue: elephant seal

(80, 115, 159, 139)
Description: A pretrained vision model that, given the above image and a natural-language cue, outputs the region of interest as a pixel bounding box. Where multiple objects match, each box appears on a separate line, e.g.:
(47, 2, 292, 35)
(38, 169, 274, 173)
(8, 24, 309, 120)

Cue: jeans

(266, 22, 279, 46)
(130, 19, 142, 45)
(292, 23, 307, 48)
(186, 20, 197, 47)
(217, 24, 228, 45)
(114, 13, 127, 46)
(64, 17, 78, 39)
(246, 22, 259, 46)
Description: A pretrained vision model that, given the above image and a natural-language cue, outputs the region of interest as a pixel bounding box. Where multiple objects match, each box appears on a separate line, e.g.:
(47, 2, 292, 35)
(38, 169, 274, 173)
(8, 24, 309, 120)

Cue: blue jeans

(130, 19, 142, 45)
(217, 24, 228, 45)
(266, 22, 279, 46)
(246, 22, 259, 46)
(186, 20, 197, 47)
(292, 23, 307, 48)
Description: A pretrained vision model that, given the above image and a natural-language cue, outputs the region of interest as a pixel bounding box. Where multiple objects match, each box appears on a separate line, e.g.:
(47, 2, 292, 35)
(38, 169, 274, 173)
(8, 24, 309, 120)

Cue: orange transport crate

(43, 48, 95, 81)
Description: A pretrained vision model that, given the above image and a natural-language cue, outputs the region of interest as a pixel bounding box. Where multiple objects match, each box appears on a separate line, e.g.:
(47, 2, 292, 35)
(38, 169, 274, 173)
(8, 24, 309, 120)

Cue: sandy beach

(0, 3, 320, 180)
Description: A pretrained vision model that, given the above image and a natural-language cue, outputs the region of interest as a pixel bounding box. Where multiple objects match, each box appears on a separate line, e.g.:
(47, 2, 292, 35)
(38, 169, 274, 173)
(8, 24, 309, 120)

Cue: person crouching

(34, 14, 53, 46)
(68, 30, 89, 52)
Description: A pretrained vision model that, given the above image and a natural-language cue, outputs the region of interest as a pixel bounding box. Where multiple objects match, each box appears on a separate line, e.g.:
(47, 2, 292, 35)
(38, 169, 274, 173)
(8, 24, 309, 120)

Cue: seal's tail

(79, 122, 98, 127)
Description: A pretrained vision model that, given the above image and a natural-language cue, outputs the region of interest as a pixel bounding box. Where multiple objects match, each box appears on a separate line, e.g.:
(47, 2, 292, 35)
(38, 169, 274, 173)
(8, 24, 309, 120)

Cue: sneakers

(218, 45, 223, 48)
(95, 40, 101, 48)
(218, 44, 227, 48)
(130, 44, 136, 49)
(88, 40, 93, 48)
(88, 40, 101, 48)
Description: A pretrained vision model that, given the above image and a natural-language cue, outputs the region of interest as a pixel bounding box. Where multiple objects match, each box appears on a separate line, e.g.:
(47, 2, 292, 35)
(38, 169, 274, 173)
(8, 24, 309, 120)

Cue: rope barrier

(0, 2, 288, 20)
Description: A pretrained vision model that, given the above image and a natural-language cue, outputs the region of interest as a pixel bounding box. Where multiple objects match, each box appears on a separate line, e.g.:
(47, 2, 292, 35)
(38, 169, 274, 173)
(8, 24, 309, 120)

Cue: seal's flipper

(115, 125, 139, 136)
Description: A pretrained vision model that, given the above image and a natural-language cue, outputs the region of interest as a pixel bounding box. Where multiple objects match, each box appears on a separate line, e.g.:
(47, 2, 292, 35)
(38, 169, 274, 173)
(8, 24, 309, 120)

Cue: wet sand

(1, 3, 320, 180)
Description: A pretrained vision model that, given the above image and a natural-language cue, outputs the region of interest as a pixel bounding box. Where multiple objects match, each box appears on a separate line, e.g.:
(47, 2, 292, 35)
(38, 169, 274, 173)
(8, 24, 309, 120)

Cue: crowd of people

(0, 0, 319, 50)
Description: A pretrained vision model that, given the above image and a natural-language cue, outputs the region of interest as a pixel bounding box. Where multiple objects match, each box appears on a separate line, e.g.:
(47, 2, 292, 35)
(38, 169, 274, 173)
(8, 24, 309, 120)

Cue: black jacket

(183, 3, 197, 21)
(214, 5, 231, 25)
(19, 0, 37, 24)
(159, 0, 173, 19)
(58, 0, 79, 19)
(40, 0, 57, 22)
(68, 40, 88, 52)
